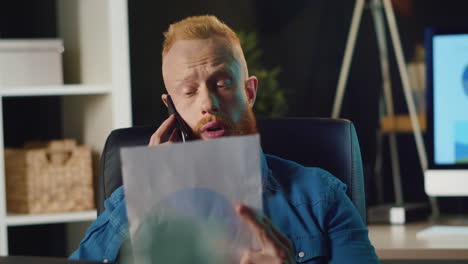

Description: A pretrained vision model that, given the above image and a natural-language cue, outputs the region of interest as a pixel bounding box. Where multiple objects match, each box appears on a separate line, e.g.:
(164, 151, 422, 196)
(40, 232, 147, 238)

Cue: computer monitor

(424, 27, 468, 196)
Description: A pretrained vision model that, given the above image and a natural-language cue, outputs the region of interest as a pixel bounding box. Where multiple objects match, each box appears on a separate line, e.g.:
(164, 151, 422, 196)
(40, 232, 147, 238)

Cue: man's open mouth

(200, 121, 227, 139)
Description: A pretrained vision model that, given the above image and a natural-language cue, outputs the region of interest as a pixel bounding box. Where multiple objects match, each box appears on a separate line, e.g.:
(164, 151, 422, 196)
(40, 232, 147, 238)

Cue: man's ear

(161, 94, 169, 107)
(245, 76, 258, 107)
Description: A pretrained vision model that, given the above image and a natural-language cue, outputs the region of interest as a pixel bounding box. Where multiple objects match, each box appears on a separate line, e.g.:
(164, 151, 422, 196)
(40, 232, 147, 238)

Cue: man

(70, 15, 379, 263)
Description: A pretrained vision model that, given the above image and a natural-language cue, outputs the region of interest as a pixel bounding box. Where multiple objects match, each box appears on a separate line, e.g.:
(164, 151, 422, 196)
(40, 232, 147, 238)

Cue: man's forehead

(162, 38, 243, 80)
(163, 38, 237, 65)
(166, 61, 239, 87)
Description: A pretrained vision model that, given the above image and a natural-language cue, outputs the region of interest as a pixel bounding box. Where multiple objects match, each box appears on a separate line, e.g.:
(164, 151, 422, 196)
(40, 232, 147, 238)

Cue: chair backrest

(96, 118, 366, 222)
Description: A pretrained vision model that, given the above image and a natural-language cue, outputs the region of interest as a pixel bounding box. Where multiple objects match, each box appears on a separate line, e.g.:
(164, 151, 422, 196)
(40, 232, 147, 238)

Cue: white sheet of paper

(120, 135, 262, 263)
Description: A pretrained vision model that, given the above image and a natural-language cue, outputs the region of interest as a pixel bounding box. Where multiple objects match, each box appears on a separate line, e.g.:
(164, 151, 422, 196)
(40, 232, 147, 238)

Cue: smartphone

(166, 95, 192, 142)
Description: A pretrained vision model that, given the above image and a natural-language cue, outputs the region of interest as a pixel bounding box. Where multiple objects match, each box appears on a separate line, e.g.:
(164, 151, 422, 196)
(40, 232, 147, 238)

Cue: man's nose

(200, 88, 220, 115)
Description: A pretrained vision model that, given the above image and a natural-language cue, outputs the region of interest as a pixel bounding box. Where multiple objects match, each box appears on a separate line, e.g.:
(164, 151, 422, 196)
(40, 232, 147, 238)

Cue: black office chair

(96, 118, 367, 222)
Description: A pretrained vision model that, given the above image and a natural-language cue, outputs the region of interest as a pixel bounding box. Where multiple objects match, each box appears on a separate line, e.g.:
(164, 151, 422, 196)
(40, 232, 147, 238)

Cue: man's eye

(183, 89, 197, 96)
(217, 79, 232, 88)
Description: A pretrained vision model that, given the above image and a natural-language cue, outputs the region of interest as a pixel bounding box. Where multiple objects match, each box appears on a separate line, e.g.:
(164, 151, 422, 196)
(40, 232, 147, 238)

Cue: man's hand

(236, 204, 296, 264)
(148, 114, 180, 146)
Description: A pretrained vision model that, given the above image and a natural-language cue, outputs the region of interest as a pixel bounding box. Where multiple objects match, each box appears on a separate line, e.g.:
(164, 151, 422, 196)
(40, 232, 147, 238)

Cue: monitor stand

(368, 203, 431, 224)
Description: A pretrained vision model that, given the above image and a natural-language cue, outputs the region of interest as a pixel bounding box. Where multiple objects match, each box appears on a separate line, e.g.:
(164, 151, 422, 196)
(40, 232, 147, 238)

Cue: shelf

(380, 114, 426, 133)
(6, 210, 97, 226)
(0, 84, 112, 97)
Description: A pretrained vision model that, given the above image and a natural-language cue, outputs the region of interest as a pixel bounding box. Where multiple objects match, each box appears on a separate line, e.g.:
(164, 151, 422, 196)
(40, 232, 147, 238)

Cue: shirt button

(298, 251, 305, 258)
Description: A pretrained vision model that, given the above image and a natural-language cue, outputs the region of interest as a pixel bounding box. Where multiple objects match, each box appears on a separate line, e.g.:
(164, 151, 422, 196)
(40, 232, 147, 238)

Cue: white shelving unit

(0, 0, 132, 255)
(6, 210, 97, 227)
(0, 85, 112, 97)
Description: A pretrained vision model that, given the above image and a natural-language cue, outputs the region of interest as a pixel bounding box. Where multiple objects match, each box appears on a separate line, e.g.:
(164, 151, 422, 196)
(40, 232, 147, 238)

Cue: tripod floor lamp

(331, 0, 434, 221)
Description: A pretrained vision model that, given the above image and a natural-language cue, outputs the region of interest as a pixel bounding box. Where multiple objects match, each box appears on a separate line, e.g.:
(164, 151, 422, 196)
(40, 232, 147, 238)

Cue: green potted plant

(237, 31, 287, 118)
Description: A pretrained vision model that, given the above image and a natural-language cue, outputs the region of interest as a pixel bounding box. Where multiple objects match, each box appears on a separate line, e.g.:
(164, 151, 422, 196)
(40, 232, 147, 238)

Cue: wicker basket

(5, 139, 94, 214)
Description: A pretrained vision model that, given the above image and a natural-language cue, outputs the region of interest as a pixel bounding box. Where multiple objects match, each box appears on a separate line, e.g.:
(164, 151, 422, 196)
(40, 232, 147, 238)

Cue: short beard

(193, 106, 257, 139)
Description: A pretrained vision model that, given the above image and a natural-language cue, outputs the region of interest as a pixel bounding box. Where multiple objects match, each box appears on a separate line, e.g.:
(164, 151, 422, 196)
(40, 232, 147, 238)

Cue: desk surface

(368, 221, 468, 260)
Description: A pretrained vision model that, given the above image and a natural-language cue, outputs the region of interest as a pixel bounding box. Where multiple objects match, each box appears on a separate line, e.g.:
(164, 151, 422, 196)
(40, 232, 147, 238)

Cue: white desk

(368, 221, 468, 260)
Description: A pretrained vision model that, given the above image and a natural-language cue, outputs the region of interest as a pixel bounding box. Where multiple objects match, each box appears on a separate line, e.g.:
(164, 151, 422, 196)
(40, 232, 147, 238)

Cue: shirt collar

(260, 150, 280, 192)
(260, 149, 271, 178)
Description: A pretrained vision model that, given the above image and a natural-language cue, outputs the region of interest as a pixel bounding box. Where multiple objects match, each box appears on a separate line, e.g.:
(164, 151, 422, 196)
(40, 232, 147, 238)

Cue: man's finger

(165, 128, 180, 144)
(236, 204, 284, 254)
(236, 204, 269, 246)
(257, 213, 294, 251)
(148, 114, 176, 146)
(240, 249, 277, 264)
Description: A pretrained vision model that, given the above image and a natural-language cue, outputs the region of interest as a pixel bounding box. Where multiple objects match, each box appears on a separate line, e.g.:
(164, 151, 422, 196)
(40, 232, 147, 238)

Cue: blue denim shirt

(70, 154, 379, 263)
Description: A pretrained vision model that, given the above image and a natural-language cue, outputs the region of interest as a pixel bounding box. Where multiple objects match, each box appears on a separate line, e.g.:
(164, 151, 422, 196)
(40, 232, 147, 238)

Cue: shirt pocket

(290, 235, 329, 263)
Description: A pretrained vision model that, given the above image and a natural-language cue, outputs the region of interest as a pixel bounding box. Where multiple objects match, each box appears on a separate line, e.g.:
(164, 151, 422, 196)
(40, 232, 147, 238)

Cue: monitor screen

(427, 28, 468, 168)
